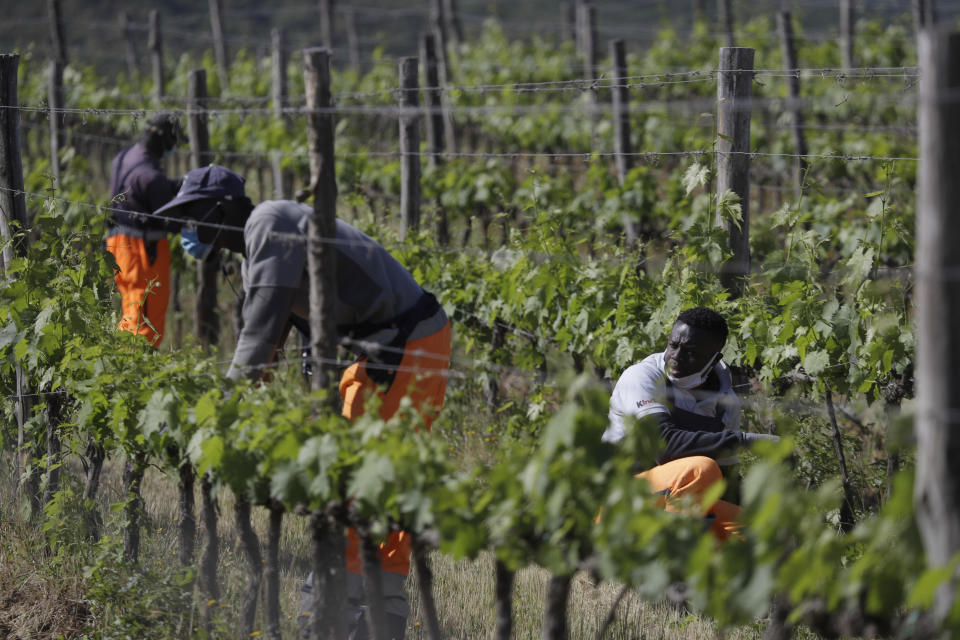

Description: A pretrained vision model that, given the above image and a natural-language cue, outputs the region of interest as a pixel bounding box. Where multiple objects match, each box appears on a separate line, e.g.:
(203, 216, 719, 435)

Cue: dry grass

(407, 553, 764, 640)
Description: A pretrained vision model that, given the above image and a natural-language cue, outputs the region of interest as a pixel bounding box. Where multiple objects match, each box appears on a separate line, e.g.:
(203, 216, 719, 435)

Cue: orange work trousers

(637, 456, 742, 541)
(106, 234, 171, 347)
(341, 320, 452, 576)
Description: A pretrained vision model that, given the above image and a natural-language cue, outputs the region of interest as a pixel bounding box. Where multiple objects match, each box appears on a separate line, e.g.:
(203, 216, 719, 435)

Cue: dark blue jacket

(108, 142, 181, 234)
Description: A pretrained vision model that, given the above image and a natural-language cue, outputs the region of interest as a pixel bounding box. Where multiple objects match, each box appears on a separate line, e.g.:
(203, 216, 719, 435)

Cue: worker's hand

(742, 432, 781, 444)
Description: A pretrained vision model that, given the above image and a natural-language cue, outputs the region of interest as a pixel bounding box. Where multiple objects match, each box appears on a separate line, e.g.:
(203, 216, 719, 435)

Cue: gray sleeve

(226, 286, 299, 381)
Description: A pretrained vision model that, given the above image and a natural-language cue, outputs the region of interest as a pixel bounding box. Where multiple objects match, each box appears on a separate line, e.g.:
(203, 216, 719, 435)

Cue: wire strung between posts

(3, 69, 923, 120)
(47, 65, 920, 105)
(0, 184, 916, 285)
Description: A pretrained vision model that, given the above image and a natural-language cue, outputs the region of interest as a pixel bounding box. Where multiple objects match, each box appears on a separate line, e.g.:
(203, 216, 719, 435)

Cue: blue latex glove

(181, 227, 213, 260)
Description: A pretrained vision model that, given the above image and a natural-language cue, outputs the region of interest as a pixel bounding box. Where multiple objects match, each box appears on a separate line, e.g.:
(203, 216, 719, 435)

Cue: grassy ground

(0, 447, 787, 640)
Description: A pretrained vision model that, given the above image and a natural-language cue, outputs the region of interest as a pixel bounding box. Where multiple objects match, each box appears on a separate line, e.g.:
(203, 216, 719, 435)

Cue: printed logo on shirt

(636, 399, 657, 408)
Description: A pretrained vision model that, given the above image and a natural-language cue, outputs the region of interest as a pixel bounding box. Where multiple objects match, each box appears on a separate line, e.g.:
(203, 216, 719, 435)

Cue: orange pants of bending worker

(340, 320, 452, 576)
(637, 456, 742, 541)
(106, 235, 171, 347)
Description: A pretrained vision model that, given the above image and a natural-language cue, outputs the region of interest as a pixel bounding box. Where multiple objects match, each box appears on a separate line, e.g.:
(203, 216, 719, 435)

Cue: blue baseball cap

(154, 165, 247, 218)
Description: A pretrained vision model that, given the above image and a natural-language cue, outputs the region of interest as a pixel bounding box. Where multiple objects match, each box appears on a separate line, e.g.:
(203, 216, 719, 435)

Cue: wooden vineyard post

(47, 0, 67, 65)
(419, 39, 443, 162)
(914, 0, 937, 33)
(149, 10, 165, 103)
(303, 48, 350, 640)
(344, 7, 361, 71)
(444, 0, 464, 49)
(610, 39, 638, 244)
(119, 11, 139, 77)
(264, 504, 283, 639)
(576, 1, 598, 83)
(272, 151, 290, 199)
(208, 0, 229, 91)
(718, 0, 735, 47)
(430, 0, 457, 153)
(272, 28, 288, 120)
(187, 69, 220, 348)
(840, 0, 855, 70)
(320, 0, 335, 52)
(303, 47, 339, 400)
(48, 59, 64, 190)
(543, 574, 573, 640)
(494, 560, 515, 640)
(421, 34, 450, 245)
(715, 47, 753, 297)
(272, 28, 291, 200)
(399, 57, 421, 240)
(692, 0, 706, 21)
(0, 54, 35, 510)
(915, 26, 960, 628)
(561, 2, 576, 44)
(777, 10, 808, 198)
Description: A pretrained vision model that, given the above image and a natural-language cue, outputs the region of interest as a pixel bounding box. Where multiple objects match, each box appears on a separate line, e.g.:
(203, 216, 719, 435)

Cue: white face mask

(665, 352, 720, 389)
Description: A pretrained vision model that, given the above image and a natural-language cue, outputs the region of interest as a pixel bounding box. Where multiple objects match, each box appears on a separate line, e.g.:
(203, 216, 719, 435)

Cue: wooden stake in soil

(303, 48, 339, 399)
(715, 46, 754, 297)
(430, 0, 457, 154)
(272, 150, 290, 200)
(47, 0, 67, 65)
(420, 34, 445, 170)
(561, 3, 576, 44)
(443, 0, 464, 49)
(494, 559, 515, 640)
(420, 33, 450, 245)
(320, 0, 335, 52)
(360, 531, 388, 640)
(915, 26, 960, 627)
(543, 573, 573, 640)
(48, 59, 64, 190)
(272, 28, 288, 120)
(576, 2, 598, 82)
(344, 7, 361, 71)
(148, 10, 165, 103)
(914, 0, 938, 33)
(399, 57, 421, 240)
(264, 504, 283, 640)
(840, 0, 855, 70)
(717, 0, 735, 47)
(309, 508, 349, 640)
(610, 39, 638, 244)
(208, 0, 229, 91)
(777, 10, 808, 198)
(187, 69, 220, 348)
(0, 54, 34, 509)
(119, 11, 139, 77)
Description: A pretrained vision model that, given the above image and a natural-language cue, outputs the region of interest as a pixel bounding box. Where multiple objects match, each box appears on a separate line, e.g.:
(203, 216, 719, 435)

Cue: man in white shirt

(603, 307, 778, 539)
